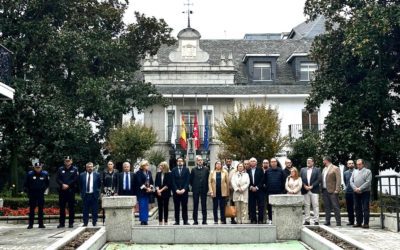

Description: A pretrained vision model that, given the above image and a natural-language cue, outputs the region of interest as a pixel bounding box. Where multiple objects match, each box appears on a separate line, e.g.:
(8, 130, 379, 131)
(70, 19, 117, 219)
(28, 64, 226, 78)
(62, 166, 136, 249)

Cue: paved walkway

(331, 224, 400, 250)
(0, 222, 77, 250)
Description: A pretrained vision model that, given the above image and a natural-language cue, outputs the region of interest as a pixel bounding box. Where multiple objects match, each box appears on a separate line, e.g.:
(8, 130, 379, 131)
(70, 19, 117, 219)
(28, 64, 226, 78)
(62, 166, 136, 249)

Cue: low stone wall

(131, 224, 276, 244)
(383, 213, 400, 232)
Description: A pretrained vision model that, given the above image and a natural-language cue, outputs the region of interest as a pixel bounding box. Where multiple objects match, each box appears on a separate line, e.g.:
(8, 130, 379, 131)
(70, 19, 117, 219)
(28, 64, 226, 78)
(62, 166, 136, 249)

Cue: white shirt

(86, 172, 93, 193)
(322, 164, 331, 189)
(251, 167, 256, 182)
(123, 172, 131, 190)
(307, 167, 313, 185)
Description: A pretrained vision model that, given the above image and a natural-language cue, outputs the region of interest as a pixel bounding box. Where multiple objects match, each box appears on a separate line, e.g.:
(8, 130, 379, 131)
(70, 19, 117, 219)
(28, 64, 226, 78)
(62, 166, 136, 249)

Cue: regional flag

(193, 113, 200, 150)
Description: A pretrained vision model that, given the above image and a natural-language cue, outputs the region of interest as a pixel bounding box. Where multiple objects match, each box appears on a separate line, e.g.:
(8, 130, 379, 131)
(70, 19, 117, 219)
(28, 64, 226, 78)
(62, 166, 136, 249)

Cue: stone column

(102, 196, 137, 242)
(269, 194, 304, 240)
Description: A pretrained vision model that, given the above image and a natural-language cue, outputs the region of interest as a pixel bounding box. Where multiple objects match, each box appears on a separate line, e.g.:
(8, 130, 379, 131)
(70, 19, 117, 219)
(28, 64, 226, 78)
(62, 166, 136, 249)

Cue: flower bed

(0, 206, 61, 216)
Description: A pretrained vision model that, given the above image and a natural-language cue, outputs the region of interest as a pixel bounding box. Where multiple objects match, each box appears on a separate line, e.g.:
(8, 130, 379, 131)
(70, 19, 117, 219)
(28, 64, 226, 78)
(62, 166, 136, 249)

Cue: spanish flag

(179, 115, 187, 150)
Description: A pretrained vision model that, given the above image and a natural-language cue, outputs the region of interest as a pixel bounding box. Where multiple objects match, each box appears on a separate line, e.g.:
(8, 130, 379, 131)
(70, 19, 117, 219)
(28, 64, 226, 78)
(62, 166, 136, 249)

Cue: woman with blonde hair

(155, 161, 172, 225)
(231, 162, 250, 224)
(285, 167, 302, 195)
(136, 160, 154, 225)
(208, 161, 229, 224)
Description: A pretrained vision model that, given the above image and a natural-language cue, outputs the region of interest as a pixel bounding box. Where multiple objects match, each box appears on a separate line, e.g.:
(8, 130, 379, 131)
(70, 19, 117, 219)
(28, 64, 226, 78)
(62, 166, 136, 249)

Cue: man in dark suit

(117, 162, 135, 196)
(247, 157, 265, 224)
(79, 162, 101, 226)
(300, 157, 322, 225)
(190, 155, 209, 225)
(171, 157, 190, 225)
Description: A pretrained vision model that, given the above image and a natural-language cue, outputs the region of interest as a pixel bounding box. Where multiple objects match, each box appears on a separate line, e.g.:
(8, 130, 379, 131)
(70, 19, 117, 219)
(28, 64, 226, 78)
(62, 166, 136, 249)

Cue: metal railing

(288, 124, 325, 139)
(376, 175, 400, 232)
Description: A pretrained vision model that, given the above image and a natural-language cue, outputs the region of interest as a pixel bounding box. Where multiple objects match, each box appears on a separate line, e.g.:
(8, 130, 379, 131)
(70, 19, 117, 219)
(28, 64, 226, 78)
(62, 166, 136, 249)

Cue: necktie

(86, 172, 91, 193)
(179, 167, 182, 176)
(125, 172, 129, 190)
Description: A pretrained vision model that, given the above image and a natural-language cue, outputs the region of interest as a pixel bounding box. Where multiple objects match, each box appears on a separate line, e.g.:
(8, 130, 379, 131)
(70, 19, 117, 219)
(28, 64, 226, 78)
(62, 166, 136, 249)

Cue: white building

(0, 44, 14, 100)
(124, 18, 330, 166)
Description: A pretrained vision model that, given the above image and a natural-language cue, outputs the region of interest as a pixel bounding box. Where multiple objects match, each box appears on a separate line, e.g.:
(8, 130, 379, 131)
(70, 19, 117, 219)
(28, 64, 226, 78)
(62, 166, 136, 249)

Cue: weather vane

(183, 0, 193, 28)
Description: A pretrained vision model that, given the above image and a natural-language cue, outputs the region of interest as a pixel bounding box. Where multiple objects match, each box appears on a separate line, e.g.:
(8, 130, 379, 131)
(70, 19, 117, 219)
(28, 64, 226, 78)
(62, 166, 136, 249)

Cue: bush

(3, 195, 86, 213)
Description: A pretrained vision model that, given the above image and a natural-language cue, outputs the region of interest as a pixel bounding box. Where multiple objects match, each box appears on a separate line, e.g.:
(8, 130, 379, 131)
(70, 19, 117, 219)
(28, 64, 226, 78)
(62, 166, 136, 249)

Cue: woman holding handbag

(231, 162, 250, 224)
(208, 161, 229, 224)
(136, 160, 155, 225)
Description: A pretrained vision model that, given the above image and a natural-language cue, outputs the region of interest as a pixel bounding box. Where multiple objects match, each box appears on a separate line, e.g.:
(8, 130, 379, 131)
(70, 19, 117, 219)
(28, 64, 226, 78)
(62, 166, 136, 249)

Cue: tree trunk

(10, 150, 20, 197)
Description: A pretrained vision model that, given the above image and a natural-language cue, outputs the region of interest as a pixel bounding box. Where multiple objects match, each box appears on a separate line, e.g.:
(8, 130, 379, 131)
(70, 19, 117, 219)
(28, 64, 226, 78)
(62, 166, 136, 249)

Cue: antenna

(182, 0, 193, 28)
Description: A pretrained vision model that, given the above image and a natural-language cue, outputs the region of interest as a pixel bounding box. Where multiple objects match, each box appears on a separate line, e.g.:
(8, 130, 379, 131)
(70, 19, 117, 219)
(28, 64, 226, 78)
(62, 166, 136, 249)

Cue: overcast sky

(124, 0, 308, 39)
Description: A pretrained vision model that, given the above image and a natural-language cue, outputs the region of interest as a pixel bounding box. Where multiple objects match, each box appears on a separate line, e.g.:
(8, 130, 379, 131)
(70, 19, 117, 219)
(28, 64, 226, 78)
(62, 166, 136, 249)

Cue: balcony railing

(288, 124, 325, 139)
(167, 124, 213, 144)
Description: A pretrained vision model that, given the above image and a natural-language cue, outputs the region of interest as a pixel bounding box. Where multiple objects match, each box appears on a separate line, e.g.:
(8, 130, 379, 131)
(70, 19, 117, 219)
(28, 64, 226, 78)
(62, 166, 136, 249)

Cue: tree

(0, 0, 175, 191)
(106, 123, 157, 163)
(304, 0, 400, 199)
(288, 130, 324, 169)
(215, 103, 287, 162)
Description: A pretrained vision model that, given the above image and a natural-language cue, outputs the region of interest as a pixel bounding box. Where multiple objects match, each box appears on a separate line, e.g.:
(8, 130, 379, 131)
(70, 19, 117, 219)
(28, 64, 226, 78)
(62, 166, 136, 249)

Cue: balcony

(166, 124, 213, 146)
(288, 124, 325, 139)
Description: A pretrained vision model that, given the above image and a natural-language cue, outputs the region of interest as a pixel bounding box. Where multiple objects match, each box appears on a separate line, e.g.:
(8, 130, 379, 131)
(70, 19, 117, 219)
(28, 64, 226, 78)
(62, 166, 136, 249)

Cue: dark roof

(155, 39, 313, 85)
(156, 84, 311, 95)
(288, 16, 326, 39)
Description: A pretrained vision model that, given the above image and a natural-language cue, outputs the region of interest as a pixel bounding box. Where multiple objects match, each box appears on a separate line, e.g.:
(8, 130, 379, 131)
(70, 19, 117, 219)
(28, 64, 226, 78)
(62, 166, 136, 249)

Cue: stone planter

(46, 227, 105, 250)
(301, 225, 372, 250)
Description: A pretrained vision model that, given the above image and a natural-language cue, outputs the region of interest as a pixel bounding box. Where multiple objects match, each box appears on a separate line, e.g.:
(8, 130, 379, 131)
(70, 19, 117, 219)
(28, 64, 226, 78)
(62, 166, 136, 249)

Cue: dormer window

(253, 63, 272, 81)
(242, 54, 279, 84)
(300, 62, 317, 81)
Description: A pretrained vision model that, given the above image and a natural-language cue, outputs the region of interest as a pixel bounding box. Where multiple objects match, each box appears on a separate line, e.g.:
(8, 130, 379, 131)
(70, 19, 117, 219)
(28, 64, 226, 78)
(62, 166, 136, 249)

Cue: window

(302, 109, 319, 130)
(300, 62, 317, 81)
(181, 110, 198, 138)
(253, 63, 272, 81)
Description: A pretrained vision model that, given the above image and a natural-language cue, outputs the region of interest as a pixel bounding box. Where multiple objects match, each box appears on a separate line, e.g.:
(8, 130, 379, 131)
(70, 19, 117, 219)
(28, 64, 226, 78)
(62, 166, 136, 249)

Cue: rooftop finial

(183, 0, 193, 28)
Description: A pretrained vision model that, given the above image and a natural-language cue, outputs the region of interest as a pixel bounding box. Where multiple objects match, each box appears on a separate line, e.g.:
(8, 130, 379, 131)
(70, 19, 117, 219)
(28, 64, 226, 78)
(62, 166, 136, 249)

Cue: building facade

(124, 19, 330, 166)
(0, 44, 14, 100)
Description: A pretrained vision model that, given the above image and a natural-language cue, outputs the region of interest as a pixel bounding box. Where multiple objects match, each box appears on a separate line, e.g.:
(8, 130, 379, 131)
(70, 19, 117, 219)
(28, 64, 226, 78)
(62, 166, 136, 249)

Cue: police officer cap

(33, 162, 42, 167)
(64, 156, 72, 161)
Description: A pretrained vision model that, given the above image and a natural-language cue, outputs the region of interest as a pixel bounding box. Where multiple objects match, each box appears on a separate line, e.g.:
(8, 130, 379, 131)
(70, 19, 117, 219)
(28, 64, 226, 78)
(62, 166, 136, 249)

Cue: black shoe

(336, 223, 342, 227)
(183, 222, 190, 225)
(173, 222, 180, 225)
(346, 223, 354, 226)
(83, 223, 88, 227)
(202, 221, 207, 225)
(353, 224, 362, 228)
(193, 221, 198, 225)
(221, 221, 227, 224)
(362, 224, 369, 229)
(314, 222, 319, 225)
(214, 221, 218, 224)
(324, 222, 331, 226)
(92, 222, 97, 227)
(38, 225, 46, 229)
(231, 220, 237, 224)
(140, 222, 145, 225)
(68, 224, 74, 228)
(251, 220, 257, 224)
(27, 225, 33, 229)
(303, 221, 310, 225)
(57, 224, 65, 228)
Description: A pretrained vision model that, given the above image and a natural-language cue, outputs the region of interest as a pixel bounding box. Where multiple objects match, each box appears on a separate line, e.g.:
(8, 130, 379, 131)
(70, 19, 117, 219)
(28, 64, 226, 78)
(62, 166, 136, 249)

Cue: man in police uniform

(24, 162, 49, 229)
(56, 156, 79, 228)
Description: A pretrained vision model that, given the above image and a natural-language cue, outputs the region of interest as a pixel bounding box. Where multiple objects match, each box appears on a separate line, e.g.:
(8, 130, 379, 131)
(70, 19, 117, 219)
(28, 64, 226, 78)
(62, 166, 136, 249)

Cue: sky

(124, 0, 308, 39)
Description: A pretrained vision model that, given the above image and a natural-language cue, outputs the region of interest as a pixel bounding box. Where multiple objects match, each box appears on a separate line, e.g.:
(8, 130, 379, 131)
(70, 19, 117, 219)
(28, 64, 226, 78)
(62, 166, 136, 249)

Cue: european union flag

(204, 116, 209, 151)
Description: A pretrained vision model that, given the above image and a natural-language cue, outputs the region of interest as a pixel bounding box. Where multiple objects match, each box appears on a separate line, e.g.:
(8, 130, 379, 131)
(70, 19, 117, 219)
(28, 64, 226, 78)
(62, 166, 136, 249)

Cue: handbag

(225, 205, 237, 218)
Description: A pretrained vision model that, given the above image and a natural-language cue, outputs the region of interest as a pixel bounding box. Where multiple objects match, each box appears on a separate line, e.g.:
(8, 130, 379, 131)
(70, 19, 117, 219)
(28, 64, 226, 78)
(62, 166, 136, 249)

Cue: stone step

(131, 224, 277, 244)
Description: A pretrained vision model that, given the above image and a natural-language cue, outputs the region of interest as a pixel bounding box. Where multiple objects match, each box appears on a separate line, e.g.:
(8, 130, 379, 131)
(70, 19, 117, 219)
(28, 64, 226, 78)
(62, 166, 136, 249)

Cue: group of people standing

(24, 155, 372, 229)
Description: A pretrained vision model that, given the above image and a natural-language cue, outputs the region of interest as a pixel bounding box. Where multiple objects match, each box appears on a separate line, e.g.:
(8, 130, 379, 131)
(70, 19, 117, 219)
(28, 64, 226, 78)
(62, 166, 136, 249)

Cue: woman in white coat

(231, 162, 250, 224)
